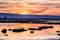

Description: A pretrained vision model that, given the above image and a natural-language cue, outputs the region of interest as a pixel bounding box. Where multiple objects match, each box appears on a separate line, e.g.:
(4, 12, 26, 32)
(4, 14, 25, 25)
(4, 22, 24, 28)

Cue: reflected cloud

(0, 39, 6, 40)
(46, 38, 59, 40)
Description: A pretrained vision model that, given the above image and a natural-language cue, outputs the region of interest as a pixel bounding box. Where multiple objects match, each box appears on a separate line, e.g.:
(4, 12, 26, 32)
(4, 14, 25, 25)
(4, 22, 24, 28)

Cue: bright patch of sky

(0, 0, 60, 3)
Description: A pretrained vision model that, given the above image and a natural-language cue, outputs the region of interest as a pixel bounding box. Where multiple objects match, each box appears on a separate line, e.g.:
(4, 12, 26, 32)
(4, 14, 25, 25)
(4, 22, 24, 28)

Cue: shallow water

(0, 23, 60, 40)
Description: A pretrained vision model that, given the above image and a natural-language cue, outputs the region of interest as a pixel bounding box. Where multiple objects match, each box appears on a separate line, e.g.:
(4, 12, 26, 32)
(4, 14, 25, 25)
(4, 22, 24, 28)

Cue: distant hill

(0, 13, 60, 20)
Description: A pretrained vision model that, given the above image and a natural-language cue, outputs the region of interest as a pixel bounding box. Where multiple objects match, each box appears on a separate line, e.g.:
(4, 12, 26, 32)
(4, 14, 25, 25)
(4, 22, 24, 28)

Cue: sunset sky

(0, 0, 60, 39)
(0, 0, 60, 15)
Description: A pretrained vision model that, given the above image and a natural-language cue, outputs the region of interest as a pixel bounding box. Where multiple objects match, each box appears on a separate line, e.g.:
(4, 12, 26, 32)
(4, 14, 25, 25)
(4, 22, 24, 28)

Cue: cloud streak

(0, 0, 59, 15)
(0, 0, 60, 3)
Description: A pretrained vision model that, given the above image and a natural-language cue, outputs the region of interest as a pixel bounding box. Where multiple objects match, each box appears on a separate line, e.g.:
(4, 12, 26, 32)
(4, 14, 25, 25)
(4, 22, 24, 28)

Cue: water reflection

(0, 23, 60, 40)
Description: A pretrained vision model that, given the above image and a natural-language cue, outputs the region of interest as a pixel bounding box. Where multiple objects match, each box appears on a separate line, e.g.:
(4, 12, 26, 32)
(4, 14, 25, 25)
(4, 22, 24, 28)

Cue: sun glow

(20, 10, 30, 15)
(21, 23, 30, 29)
(20, 4, 31, 15)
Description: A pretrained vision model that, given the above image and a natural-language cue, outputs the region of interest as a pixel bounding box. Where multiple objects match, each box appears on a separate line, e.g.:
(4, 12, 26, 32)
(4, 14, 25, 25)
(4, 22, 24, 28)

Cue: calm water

(0, 23, 60, 40)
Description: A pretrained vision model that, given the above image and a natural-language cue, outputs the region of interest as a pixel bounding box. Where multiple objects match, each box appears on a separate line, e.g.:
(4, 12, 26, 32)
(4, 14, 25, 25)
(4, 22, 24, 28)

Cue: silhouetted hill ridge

(0, 13, 60, 20)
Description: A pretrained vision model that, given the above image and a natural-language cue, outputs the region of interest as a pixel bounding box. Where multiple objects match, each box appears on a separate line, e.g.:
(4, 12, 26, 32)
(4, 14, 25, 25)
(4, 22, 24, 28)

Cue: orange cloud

(0, 3, 60, 15)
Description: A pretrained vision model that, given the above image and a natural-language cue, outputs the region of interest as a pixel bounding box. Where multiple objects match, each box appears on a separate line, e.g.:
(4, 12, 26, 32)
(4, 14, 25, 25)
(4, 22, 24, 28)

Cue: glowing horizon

(0, 0, 59, 15)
